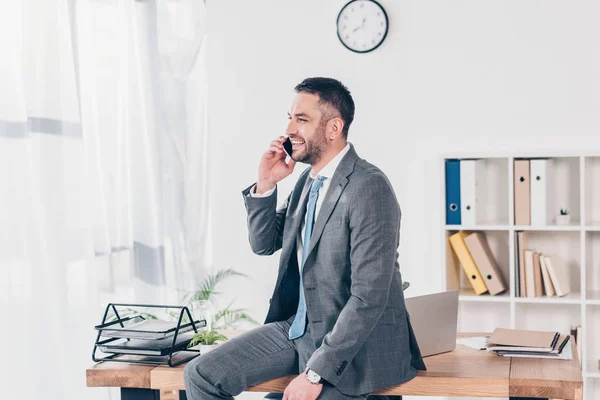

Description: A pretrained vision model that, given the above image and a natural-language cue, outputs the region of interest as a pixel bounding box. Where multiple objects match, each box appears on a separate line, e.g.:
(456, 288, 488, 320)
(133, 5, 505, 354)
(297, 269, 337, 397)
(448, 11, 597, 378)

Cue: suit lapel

(306, 173, 348, 258)
(305, 144, 359, 260)
(278, 171, 312, 270)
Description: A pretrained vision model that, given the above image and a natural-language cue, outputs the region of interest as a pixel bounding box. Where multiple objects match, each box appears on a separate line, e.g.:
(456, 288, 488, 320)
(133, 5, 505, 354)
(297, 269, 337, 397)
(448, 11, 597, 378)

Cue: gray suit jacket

(242, 144, 425, 396)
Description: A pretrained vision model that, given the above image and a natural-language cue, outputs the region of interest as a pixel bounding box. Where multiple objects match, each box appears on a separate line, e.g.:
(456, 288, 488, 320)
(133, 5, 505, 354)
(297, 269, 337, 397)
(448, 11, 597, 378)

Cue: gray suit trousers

(184, 317, 368, 400)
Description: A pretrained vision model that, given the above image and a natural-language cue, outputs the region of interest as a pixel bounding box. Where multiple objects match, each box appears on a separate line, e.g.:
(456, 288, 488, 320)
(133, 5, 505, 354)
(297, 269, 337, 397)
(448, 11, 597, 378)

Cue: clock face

(337, 0, 389, 53)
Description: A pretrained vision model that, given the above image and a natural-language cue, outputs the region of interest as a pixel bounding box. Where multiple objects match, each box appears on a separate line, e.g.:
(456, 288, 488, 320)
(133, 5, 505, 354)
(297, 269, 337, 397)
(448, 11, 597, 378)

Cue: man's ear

(327, 117, 345, 141)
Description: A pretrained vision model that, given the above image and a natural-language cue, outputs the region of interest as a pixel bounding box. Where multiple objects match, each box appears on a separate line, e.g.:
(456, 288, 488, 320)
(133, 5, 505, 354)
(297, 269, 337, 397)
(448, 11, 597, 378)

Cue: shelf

(586, 223, 600, 231)
(443, 154, 597, 399)
(514, 291, 583, 304)
(586, 291, 600, 304)
(458, 288, 511, 303)
(446, 224, 585, 232)
(445, 225, 509, 231)
(514, 224, 582, 231)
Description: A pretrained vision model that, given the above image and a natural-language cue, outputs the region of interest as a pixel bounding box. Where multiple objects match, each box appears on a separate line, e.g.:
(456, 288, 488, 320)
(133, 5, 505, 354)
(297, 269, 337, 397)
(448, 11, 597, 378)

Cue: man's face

(286, 92, 329, 165)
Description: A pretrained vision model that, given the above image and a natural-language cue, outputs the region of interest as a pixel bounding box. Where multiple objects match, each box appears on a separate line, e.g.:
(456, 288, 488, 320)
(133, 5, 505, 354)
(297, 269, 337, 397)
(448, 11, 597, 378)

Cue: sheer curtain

(1, 1, 209, 399)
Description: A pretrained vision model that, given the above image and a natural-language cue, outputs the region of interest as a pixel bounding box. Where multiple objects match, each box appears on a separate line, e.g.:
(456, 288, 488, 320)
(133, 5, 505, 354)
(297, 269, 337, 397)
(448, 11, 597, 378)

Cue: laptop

(405, 290, 459, 357)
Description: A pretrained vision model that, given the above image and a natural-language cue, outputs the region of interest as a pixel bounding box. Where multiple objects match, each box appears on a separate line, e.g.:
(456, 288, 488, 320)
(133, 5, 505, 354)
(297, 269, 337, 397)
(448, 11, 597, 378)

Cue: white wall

(206, 0, 600, 335)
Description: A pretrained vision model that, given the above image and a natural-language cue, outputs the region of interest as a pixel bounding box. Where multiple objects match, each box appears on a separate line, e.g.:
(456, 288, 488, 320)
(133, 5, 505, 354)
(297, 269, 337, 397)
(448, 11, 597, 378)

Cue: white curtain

(0, 1, 209, 399)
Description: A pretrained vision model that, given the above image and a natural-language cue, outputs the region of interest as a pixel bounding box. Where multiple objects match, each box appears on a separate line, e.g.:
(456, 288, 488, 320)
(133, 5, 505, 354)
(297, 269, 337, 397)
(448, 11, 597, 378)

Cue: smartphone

(282, 137, 293, 157)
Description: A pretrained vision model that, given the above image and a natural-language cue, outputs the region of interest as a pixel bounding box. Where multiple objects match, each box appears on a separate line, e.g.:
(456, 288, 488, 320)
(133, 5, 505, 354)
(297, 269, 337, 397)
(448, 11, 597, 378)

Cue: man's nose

(285, 120, 297, 135)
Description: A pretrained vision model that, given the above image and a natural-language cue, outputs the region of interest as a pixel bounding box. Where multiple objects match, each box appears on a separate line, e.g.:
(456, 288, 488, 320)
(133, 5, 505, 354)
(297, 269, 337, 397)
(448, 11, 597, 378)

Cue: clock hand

(352, 17, 367, 32)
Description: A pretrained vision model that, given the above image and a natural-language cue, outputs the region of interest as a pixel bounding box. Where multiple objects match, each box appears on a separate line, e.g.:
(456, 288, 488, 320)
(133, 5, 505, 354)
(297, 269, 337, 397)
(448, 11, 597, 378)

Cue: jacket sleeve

(242, 183, 291, 256)
(306, 173, 401, 385)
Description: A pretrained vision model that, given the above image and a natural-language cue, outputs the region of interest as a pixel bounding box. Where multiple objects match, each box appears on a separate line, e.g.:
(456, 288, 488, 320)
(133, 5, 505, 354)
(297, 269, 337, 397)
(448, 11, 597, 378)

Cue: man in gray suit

(184, 77, 425, 400)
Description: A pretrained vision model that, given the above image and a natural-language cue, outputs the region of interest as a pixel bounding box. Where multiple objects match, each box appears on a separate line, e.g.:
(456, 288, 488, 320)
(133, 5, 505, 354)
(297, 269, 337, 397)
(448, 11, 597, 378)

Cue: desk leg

(120, 388, 160, 400)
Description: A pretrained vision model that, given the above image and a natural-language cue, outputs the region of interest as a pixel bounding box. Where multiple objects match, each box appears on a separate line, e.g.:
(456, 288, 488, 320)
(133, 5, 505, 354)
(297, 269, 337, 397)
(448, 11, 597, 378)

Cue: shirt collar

(309, 143, 351, 180)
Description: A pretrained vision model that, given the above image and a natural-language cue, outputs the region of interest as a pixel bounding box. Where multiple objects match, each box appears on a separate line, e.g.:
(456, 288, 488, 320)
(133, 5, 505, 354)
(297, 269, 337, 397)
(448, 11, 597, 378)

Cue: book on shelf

(539, 255, 556, 297)
(515, 231, 527, 297)
(544, 255, 571, 297)
(533, 252, 544, 297)
(524, 249, 536, 298)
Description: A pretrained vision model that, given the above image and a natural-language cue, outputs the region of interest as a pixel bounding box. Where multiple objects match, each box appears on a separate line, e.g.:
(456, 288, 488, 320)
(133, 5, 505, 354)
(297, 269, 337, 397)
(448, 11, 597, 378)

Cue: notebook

(487, 328, 560, 352)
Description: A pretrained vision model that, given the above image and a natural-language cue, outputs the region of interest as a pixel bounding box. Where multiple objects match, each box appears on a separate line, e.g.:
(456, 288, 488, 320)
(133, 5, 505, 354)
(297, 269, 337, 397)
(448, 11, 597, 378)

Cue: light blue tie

(289, 176, 327, 340)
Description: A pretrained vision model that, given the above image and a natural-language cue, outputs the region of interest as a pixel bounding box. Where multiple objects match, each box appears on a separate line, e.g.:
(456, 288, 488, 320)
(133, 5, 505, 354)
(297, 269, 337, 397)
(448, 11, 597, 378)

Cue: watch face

(337, 0, 389, 53)
(307, 369, 321, 384)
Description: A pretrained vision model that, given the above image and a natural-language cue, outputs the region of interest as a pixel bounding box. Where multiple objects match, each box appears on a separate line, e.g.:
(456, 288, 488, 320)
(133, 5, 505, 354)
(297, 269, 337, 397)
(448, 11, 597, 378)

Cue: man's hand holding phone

(256, 136, 296, 194)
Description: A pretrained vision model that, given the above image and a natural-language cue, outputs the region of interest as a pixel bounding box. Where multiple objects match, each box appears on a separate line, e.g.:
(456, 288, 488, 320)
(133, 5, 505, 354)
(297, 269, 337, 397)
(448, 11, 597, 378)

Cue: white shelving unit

(442, 153, 600, 400)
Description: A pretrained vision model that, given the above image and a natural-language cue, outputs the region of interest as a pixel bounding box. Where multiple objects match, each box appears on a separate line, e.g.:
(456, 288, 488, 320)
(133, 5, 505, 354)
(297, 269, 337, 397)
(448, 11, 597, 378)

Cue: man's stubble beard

(294, 121, 329, 166)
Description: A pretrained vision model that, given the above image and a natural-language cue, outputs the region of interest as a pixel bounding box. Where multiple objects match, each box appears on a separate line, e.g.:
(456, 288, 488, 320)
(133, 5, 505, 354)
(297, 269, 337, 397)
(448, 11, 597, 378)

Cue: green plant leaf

(213, 305, 260, 329)
(187, 330, 228, 347)
(189, 268, 249, 304)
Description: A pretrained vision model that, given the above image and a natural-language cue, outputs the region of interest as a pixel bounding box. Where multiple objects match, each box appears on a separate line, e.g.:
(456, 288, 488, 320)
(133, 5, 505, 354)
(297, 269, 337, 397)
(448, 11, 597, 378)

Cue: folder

(487, 328, 560, 351)
(463, 232, 507, 296)
(524, 249, 535, 298)
(530, 159, 551, 226)
(533, 252, 543, 297)
(539, 255, 556, 297)
(449, 232, 488, 295)
(544, 255, 571, 297)
(514, 160, 531, 225)
(492, 334, 571, 358)
(460, 160, 483, 226)
(445, 160, 461, 225)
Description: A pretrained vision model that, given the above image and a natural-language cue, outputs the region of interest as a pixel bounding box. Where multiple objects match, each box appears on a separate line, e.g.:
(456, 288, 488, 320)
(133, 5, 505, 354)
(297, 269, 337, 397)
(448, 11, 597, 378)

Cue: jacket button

(336, 370, 342, 376)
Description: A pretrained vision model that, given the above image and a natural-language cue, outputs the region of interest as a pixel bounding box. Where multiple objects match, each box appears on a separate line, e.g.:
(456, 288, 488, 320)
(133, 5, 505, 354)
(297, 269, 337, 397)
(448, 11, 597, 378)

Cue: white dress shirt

(250, 143, 351, 267)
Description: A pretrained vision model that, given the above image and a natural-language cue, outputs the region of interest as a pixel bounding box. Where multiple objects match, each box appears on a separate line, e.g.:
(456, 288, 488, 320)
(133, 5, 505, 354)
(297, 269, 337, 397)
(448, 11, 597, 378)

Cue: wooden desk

(87, 333, 583, 400)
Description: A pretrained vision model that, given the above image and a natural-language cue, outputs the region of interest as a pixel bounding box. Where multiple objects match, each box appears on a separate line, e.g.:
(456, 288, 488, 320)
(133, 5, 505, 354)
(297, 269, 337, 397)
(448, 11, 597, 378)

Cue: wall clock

(337, 0, 389, 53)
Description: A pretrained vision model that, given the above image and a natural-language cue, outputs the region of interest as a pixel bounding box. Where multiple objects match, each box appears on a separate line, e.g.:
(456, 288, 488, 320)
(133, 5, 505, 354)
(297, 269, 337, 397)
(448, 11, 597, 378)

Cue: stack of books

(515, 231, 570, 298)
(486, 328, 572, 360)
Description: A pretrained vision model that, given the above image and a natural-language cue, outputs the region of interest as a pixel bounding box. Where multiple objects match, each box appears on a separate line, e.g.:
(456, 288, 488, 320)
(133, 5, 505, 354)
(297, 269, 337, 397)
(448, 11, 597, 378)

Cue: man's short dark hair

(294, 77, 355, 138)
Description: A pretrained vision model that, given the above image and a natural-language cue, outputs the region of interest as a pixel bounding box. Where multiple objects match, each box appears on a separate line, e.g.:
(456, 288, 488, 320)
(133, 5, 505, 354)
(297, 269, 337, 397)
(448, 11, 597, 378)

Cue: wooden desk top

(87, 332, 583, 399)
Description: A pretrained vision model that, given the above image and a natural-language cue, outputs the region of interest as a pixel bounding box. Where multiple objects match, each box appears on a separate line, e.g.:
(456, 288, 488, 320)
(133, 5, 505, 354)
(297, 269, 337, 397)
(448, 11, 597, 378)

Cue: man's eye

(298, 118, 307, 122)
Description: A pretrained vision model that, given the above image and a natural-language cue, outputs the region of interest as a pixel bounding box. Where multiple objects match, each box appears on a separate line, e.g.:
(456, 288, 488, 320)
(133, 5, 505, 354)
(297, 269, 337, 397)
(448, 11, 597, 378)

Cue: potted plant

(188, 330, 228, 354)
(179, 268, 259, 353)
(556, 208, 570, 225)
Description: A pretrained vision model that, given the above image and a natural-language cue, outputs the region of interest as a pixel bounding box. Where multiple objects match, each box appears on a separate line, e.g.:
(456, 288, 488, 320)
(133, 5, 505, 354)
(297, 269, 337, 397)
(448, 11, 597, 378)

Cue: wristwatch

(305, 368, 323, 384)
